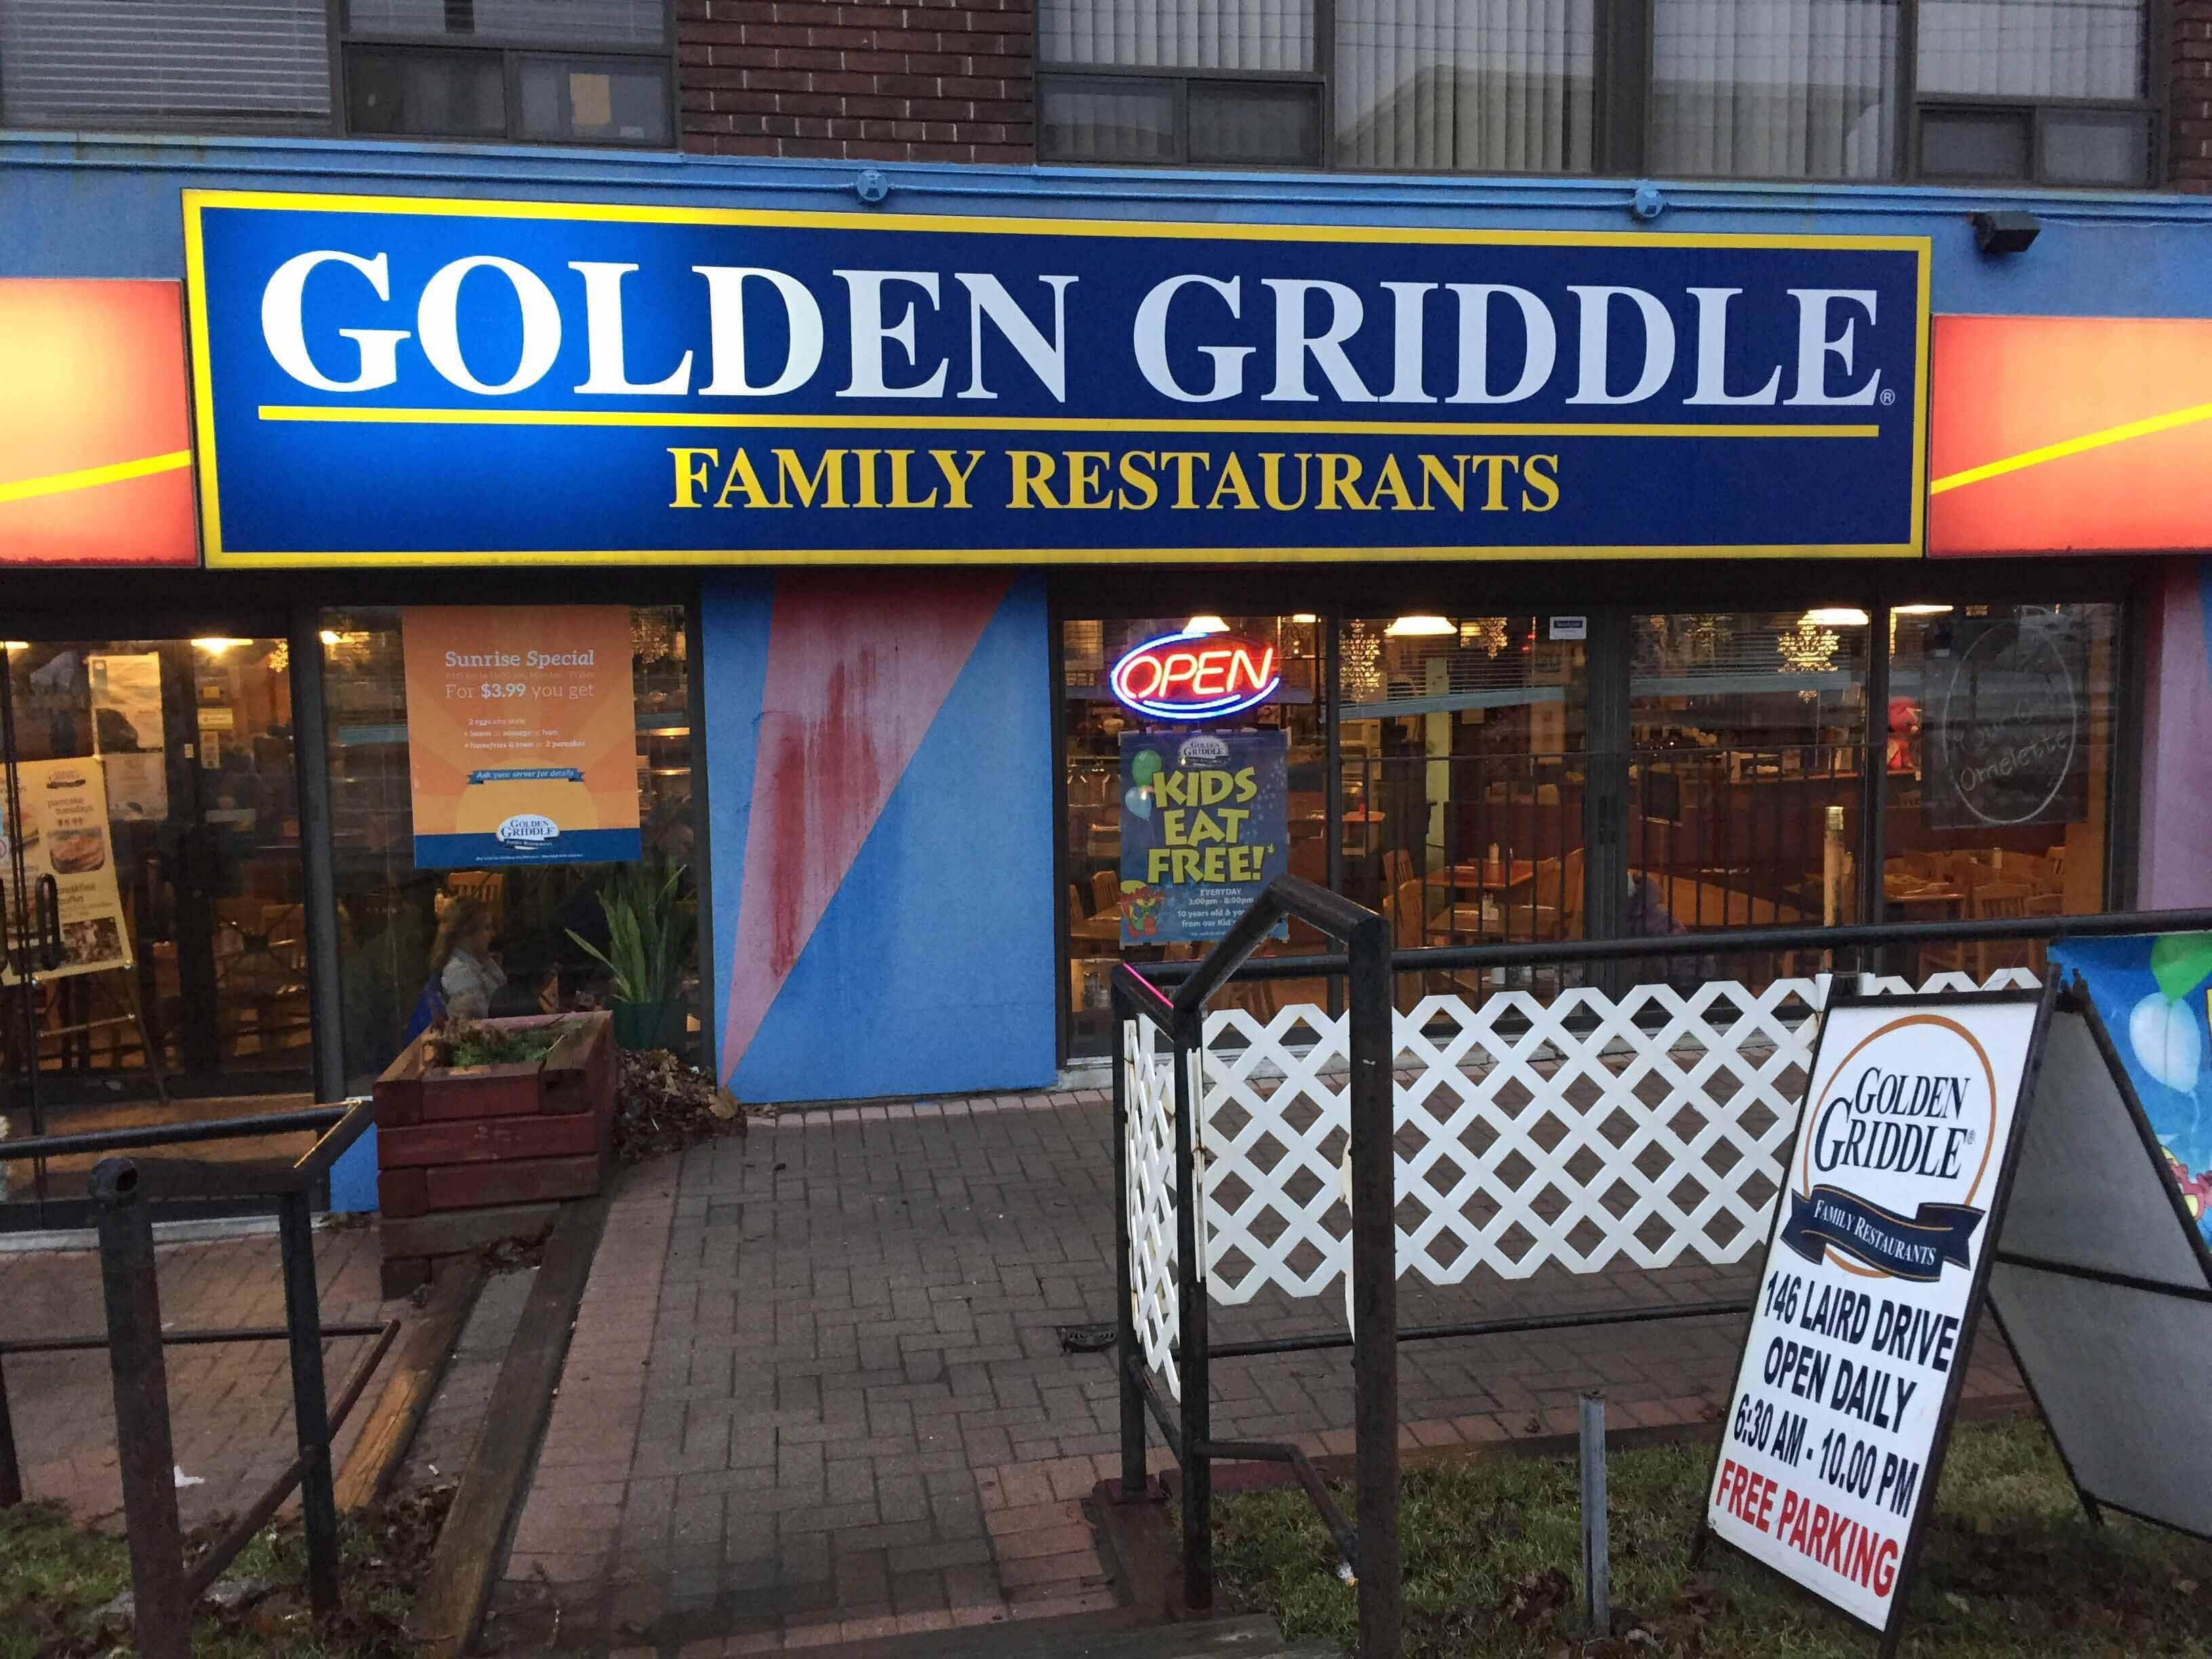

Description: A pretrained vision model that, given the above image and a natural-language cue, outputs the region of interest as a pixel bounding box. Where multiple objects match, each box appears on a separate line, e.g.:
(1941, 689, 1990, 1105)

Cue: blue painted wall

(5, 129, 2212, 317)
(700, 571, 1057, 1103)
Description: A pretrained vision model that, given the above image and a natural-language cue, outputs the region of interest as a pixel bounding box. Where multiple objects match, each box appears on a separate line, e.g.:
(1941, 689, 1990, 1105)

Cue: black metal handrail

(0, 1102, 384, 1659)
(1138, 903, 2212, 983)
(0, 1104, 352, 1168)
(1112, 874, 1401, 1659)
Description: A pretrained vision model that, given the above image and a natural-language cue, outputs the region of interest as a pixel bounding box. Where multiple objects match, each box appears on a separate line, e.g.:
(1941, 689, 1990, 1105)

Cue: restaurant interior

(1061, 602, 2118, 1055)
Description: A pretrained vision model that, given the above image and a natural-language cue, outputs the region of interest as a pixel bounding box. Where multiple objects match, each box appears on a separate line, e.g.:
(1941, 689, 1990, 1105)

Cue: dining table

(1445, 859, 1538, 893)
(1067, 914, 1125, 947)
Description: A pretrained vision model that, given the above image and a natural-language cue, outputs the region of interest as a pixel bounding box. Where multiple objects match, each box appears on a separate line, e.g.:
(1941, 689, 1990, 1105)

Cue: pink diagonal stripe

(720, 572, 1008, 1080)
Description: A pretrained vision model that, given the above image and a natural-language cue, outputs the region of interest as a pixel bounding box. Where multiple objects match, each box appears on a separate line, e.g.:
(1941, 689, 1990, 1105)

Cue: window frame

(1033, 0, 2169, 188)
(1036, 62, 1328, 169)
(332, 0, 679, 149)
(1912, 94, 2159, 188)
(0, 0, 681, 147)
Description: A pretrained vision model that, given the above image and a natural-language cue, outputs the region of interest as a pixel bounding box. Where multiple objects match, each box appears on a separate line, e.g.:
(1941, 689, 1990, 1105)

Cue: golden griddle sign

(1784, 1015, 2003, 1284)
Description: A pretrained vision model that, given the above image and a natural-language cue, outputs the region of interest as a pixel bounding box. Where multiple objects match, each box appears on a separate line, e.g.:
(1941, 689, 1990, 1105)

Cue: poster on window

(400, 606, 640, 869)
(1923, 613, 2089, 831)
(0, 757, 131, 982)
(89, 652, 169, 823)
(1118, 729, 1288, 945)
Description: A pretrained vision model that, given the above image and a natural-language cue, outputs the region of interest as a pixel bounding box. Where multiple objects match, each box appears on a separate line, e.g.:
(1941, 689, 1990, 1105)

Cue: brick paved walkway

(0, 1220, 407, 1528)
(499, 1090, 2028, 1655)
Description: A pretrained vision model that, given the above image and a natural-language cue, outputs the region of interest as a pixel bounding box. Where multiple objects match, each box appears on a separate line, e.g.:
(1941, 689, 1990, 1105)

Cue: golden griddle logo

(1785, 1015, 2001, 1283)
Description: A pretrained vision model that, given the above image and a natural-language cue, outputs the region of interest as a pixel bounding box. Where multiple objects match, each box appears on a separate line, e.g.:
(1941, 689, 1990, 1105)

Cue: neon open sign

(1108, 632, 1282, 721)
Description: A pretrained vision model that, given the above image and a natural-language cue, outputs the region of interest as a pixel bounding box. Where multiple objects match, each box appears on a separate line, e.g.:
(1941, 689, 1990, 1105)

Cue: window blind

(1650, 0, 1898, 180)
(1, 0, 332, 131)
(1917, 0, 2142, 99)
(1038, 0, 1315, 73)
(1332, 0, 1596, 173)
(347, 0, 666, 47)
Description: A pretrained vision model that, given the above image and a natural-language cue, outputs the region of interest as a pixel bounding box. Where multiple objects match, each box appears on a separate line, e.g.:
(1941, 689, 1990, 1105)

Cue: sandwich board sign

(1700, 977, 2212, 1654)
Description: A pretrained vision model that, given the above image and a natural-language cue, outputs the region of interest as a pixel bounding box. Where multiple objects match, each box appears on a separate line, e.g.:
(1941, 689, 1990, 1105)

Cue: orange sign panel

(1930, 314, 2212, 557)
(400, 605, 641, 868)
(0, 280, 197, 566)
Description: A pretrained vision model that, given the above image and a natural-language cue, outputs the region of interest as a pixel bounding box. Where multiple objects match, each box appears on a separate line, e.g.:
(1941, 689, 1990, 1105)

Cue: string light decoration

(1338, 619, 1383, 702)
(1776, 617, 1841, 700)
(630, 609, 679, 665)
(1459, 617, 1511, 657)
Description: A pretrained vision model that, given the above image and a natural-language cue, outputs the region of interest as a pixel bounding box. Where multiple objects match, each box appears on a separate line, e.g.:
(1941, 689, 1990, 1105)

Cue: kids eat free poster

(1118, 729, 1288, 945)
(401, 605, 641, 869)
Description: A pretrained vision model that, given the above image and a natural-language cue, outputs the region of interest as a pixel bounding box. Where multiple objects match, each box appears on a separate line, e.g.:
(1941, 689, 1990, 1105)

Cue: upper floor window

(0, 0, 674, 148)
(342, 0, 671, 146)
(1038, 0, 2157, 186)
(0, 0, 333, 134)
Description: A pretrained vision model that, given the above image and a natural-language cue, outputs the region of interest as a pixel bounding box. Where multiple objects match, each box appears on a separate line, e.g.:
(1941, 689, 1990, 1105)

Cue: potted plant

(568, 861, 690, 1050)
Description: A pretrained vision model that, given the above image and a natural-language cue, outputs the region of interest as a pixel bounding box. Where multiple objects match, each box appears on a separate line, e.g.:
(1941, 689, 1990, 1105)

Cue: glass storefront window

(1336, 615, 1589, 1002)
(1883, 601, 2118, 981)
(3, 636, 305, 1092)
(320, 606, 696, 1092)
(1062, 614, 1323, 1054)
(1628, 609, 1871, 973)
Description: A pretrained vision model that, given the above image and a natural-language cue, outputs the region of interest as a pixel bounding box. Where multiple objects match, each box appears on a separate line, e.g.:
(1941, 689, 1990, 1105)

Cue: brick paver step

(773, 1610, 1331, 1659)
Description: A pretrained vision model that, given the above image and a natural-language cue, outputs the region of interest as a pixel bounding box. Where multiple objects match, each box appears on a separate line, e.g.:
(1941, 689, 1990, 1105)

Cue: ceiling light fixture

(1385, 614, 1455, 637)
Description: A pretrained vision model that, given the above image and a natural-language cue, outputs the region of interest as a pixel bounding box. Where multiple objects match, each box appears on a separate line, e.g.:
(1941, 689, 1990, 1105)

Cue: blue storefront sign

(183, 190, 1929, 566)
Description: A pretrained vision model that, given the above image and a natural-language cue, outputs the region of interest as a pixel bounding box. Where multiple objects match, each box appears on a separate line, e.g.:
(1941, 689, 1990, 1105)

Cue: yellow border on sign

(259, 406, 1881, 441)
(180, 188, 1933, 567)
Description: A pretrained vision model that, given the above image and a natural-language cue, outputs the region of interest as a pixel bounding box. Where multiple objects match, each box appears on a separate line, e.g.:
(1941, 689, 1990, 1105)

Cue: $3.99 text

(445, 682, 598, 701)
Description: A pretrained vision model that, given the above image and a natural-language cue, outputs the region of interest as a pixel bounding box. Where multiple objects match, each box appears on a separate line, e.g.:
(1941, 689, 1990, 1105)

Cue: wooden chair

(1561, 845, 1587, 937)
(1067, 884, 1086, 935)
(1499, 856, 1568, 943)
(1968, 882, 2036, 981)
(1090, 868, 1118, 917)
(1389, 877, 1429, 949)
(1380, 849, 1414, 895)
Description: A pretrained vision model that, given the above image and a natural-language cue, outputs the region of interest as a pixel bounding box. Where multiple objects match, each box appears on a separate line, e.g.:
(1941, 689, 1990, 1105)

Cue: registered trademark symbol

(1879, 387, 1898, 406)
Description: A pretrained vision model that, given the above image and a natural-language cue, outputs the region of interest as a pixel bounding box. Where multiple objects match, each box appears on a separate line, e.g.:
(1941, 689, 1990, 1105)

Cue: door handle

(35, 875, 60, 972)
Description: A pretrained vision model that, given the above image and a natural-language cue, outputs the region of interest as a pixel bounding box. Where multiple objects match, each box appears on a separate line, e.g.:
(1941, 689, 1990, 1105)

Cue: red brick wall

(2175, 0, 2212, 190)
(678, 0, 1036, 163)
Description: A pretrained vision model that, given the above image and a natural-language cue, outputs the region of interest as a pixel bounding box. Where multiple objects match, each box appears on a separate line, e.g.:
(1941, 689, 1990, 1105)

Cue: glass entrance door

(0, 636, 308, 1213)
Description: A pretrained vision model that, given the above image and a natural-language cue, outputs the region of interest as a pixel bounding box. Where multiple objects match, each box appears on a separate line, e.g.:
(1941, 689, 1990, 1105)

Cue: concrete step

(777, 1610, 1340, 1659)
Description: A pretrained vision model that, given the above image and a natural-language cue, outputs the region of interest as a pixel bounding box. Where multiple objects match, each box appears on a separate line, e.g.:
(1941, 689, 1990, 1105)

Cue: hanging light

(1385, 614, 1455, 637)
(1, 642, 26, 653)
(192, 637, 250, 655)
(1290, 613, 1319, 625)
(1800, 607, 1870, 629)
(1894, 603, 1954, 616)
(1185, 614, 1230, 635)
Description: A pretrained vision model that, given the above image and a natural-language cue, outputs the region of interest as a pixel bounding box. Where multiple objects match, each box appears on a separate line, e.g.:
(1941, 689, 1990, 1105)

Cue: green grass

(1, 1484, 451, 1659)
(1212, 1418, 2212, 1656)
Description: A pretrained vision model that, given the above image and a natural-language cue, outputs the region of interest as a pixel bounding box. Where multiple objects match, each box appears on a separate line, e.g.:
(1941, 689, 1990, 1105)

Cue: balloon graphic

(2130, 990, 2204, 1094)
(2152, 933, 2212, 1001)
(1124, 786, 1151, 819)
(1132, 750, 1164, 787)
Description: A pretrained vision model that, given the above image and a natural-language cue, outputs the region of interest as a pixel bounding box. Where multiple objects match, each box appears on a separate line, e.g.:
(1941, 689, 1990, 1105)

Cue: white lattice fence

(1124, 1012, 1189, 1394)
(1184, 969, 2041, 1314)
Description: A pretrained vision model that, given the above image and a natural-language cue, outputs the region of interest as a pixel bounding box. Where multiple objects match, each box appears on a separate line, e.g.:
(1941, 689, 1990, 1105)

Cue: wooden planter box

(373, 1012, 615, 1290)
